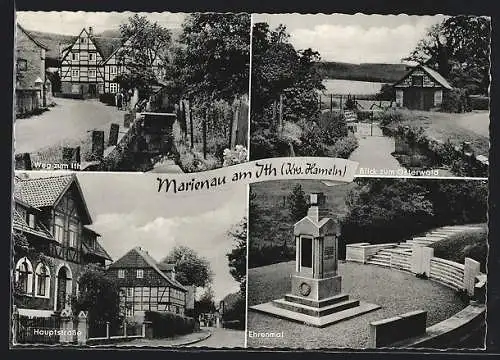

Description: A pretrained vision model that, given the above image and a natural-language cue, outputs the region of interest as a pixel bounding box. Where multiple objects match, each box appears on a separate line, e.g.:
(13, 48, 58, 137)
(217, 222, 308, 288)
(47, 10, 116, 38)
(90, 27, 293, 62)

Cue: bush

(223, 145, 248, 166)
(378, 109, 405, 128)
(317, 112, 348, 145)
(250, 130, 292, 160)
(331, 133, 359, 158)
(144, 311, 196, 338)
(99, 93, 116, 106)
(441, 88, 472, 113)
(470, 95, 489, 110)
(295, 121, 328, 157)
(174, 141, 221, 172)
(356, 110, 374, 122)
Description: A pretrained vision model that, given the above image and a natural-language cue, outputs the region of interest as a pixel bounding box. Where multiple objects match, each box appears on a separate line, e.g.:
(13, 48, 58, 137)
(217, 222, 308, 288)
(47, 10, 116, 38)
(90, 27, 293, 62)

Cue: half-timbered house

(12, 174, 112, 318)
(393, 64, 453, 110)
(100, 36, 166, 95)
(107, 247, 188, 316)
(59, 27, 107, 97)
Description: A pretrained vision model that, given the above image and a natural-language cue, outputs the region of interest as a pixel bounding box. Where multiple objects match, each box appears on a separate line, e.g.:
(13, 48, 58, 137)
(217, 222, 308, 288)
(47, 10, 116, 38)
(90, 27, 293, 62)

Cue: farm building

(393, 64, 453, 110)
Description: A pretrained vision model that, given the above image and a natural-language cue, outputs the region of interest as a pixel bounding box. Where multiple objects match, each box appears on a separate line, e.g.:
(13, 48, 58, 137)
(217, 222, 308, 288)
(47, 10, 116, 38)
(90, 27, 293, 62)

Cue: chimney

(307, 192, 329, 222)
(88, 27, 93, 36)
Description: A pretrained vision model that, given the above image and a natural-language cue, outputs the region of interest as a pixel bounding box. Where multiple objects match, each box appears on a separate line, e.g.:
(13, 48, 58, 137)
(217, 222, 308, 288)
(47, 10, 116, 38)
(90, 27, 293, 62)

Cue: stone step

(396, 243, 413, 248)
(412, 237, 442, 242)
(440, 225, 482, 230)
(272, 298, 360, 317)
(284, 293, 350, 308)
(366, 259, 391, 267)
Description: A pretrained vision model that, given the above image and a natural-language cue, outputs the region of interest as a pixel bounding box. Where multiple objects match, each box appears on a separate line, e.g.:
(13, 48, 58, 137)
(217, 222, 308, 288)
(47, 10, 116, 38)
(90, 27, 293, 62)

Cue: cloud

(92, 190, 246, 302)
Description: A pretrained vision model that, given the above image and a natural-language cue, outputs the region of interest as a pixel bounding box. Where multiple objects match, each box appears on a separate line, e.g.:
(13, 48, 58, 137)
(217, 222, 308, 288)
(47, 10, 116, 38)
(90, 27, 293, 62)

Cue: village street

(183, 328, 245, 348)
(14, 98, 124, 154)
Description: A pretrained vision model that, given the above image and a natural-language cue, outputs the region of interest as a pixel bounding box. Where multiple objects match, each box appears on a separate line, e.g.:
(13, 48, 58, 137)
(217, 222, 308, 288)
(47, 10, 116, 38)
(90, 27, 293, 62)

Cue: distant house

(15, 24, 50, 116)
(13, 174, 112, 318)
(393, 64, 453, 110)
(106, 247, 188, 317)
(59, 27, 107, 97)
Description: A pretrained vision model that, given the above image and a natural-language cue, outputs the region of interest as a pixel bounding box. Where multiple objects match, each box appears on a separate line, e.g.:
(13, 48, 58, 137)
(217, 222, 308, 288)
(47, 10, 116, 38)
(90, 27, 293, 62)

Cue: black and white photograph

(11, 171, 247, 348)
(247, 178, 487, 349)
(14, 11, 250, 173)
(249, 14, 490, 178)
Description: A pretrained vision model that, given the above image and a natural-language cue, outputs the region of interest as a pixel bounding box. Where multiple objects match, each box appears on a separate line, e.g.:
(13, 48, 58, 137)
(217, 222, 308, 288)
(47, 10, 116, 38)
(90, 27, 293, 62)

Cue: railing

(87, 319, 145, 342)
(16, 315, 61, 344)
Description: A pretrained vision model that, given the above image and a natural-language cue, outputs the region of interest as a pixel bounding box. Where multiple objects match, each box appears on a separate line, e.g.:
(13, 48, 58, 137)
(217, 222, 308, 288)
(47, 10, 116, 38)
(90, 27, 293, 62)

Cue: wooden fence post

(106, 321, 110, 339)
(123, 319, 127, 338)
(91, 131, 105, 161)
(108, 123, 120, 146)
(12, 306, 18, 345)
(330, 93, 333, 114)
(279, 94, 284, 134)
(272, 100, 277, 128)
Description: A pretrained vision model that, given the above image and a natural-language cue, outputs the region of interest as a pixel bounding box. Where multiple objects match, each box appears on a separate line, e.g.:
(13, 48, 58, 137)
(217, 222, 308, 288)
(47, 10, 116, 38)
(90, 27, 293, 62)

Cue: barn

(393, 64, 453, 110)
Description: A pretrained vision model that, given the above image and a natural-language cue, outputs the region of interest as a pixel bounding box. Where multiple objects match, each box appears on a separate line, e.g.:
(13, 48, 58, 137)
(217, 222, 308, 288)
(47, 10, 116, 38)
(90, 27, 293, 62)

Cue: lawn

(430, 224, 488, 272)
(247, 261, 468, 349)
(388, 109, 490, 156)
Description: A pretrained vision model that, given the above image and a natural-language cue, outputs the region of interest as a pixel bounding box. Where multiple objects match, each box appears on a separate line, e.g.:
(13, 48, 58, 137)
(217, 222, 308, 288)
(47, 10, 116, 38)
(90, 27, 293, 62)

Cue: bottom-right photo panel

(246, 178, 487, 350)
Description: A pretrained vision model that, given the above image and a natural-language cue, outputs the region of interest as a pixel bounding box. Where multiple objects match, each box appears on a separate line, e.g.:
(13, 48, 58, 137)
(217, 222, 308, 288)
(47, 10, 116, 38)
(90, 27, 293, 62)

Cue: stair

(272, 297, 360, 317)
(364, 224, 485, 268)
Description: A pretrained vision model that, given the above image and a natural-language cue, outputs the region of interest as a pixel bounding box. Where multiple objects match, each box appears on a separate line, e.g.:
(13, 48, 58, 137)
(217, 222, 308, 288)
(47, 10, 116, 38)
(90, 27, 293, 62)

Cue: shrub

(378, 109, 405, 128)
(295, 121, 328, 157)
(470, 95, 489, 110)
(99, 93, 116, 106)
(223, 145, 248, 167)
(441, 88, 472, 113)
(357, 110, 373, 122)
(331, 133, 358, 158)
(144, 311, 196, 338)
(250, 130, 291, 160)
(317, 112, 348, 145)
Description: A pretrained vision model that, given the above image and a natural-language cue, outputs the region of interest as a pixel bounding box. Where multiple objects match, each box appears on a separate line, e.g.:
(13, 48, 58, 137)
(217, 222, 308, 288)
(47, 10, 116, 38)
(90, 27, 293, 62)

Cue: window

(89, 53, 94, 61)
(17, 59, 27, 71)
(109, 83, 118, 93)
(71, 53, 79, 61)
(15, 257, 33, 294)
(89, 69, 96, 77)
(68, 223, 78, 248)
(412, 75, 424, 87)
(35, 263, 50, 297)
(72, 69, 79, 77)
(80, 37, 86, 44)
(54, 216, 64, 244)
(28, 214, 35, 228)
(110, 66, 117, 75)
(126, 287, 133, 297)
(118, 269, 125, 279)
(136, 269, 144, 279)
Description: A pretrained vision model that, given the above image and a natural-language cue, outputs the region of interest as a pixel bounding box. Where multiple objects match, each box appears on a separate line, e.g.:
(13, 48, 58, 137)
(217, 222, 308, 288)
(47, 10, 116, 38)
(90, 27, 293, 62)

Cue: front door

(89, 84, 97, 98)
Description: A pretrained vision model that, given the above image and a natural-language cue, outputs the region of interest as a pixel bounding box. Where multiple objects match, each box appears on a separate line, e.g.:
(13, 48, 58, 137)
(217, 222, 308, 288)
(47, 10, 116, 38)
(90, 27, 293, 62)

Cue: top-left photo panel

(14, 11, 250, 172)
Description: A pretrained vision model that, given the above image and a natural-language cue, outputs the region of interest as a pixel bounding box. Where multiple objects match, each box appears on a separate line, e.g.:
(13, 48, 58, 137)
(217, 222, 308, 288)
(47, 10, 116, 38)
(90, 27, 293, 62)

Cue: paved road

(348, 126, 405, 173)
(14, 98, 125, 154)
(184, 328, 245, 348)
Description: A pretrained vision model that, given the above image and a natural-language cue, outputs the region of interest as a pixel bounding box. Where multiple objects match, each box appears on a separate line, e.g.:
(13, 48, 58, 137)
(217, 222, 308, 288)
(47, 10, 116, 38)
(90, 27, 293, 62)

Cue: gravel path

(247, 261, 467, 349)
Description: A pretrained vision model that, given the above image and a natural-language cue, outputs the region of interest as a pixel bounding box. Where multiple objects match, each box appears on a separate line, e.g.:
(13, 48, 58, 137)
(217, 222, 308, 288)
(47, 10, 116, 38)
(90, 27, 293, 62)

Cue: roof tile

(14, 175, 74, 208)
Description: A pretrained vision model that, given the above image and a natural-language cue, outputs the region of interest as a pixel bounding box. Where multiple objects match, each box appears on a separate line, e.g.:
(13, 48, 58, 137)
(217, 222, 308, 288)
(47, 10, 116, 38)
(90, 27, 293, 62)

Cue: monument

(250, 192, 380, 327)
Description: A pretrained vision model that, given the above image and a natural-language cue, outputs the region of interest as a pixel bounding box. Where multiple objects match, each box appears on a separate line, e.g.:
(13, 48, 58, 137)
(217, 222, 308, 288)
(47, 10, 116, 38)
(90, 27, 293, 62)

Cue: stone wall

(369, 310, 427, 348)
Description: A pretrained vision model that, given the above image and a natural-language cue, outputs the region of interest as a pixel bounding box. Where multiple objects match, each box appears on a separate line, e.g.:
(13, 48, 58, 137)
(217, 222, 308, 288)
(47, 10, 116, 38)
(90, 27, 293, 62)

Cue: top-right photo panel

(250, 14, 490, 178)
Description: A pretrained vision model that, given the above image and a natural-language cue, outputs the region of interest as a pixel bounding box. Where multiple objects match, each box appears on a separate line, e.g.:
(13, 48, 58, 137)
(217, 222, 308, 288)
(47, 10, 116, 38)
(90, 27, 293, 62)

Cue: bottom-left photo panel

(11, 171, 247, 348)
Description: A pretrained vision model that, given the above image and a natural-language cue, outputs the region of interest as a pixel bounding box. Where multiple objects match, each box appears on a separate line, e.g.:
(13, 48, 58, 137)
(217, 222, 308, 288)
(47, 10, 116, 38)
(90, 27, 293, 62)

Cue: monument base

(291, 274, 342, 301)
(250, 298, 381, 328)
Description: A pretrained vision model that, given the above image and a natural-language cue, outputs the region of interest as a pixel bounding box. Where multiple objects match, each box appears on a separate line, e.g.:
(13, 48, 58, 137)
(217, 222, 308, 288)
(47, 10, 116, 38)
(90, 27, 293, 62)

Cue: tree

(160, 246, 213, 288)
(227, 218, 247, 298)
(173, 13, 251, 103)
(116, 14, 172, 99)
(71, 265, 122, 323)
(288, 184, 309, 222)
(195, 286, 216, 315)
(404, 16, 490, 95)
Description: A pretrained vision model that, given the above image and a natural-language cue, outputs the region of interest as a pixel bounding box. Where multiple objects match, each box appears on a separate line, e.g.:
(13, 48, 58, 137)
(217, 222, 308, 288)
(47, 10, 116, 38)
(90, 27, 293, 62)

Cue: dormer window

(28, 213, 35, 228)
(81, 37, 86, 44)
(118, 269, 125, 278)
(71, 53, 79, 61)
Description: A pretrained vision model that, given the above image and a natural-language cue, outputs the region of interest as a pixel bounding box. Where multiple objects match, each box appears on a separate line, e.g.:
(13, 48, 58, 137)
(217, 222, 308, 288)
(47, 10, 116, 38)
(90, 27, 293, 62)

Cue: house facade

(59, 27, 106, 97)
(15, 24, 50, 116)
(12, 174, 112, 318)
(393, 64, 453, 110)
(106, 247, 188, 317)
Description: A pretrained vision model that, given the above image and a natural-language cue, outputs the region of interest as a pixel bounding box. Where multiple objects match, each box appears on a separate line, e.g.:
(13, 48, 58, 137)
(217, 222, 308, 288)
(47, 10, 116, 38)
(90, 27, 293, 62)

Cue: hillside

(316, 61, 410, 83)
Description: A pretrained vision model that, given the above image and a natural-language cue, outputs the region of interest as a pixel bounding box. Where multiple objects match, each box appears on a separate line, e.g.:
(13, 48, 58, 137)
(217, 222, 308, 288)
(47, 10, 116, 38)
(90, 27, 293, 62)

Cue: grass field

(387, 109, 490, 156)
(250, 180, 357, 250)
(247, 261, 468, 349)
(430, 224, 488, 272)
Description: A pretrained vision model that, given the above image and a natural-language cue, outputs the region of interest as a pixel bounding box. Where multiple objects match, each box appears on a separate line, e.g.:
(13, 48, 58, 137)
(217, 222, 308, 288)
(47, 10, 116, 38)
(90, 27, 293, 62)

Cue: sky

(253, 13, 447, 64)
(16, 11, 186, 35)
(21, 171, 247, 303)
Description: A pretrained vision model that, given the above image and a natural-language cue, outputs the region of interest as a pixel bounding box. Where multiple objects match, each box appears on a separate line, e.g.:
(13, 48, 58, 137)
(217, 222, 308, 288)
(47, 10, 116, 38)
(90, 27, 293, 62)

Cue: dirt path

(14, 98, 124, 154)
(348, 126, 405, 173)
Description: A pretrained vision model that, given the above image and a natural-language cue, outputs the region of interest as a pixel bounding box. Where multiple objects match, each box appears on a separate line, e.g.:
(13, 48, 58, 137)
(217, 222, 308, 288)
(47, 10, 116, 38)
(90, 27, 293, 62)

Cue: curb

(177, 330, 212, 347)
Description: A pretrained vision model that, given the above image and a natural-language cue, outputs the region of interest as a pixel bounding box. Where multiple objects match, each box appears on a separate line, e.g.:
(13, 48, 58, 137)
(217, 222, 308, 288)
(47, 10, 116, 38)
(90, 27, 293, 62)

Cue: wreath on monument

(299, 282, 311, 296)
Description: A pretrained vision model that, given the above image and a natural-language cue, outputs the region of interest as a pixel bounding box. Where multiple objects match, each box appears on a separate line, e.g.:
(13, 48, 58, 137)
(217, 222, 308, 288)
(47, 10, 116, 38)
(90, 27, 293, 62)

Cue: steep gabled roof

(82, 241, 112, 261)
(394, 64, 453, 90)
(17, 24, 49, 50)
(14, 174, 93, 223)
(109, 247, 187, 291)
(93, 36, 123, 60)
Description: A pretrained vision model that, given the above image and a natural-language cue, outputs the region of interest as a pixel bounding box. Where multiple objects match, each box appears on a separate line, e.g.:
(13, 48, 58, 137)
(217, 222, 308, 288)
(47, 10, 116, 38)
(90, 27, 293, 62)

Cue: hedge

(470, 95, 489, 111)
(144, 310, 196, 338)
(54, 92, 84, 100)
(99, 93, 116, 106)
